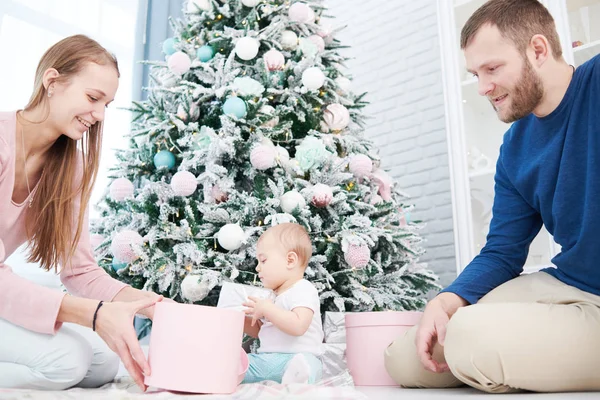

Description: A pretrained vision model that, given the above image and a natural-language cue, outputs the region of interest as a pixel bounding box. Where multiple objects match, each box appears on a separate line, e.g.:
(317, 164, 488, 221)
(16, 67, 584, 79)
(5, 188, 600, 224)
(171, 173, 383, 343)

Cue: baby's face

(255, 234, 294, 290)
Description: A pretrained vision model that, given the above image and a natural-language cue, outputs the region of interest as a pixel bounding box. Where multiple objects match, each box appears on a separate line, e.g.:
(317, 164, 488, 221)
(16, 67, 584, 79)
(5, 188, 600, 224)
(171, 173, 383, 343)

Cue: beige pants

(384, 272, 600, 393)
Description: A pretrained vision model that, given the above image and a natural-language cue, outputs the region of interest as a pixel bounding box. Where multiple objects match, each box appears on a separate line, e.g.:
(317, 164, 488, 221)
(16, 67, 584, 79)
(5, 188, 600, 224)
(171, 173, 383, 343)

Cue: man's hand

(415, 292, 468, 373)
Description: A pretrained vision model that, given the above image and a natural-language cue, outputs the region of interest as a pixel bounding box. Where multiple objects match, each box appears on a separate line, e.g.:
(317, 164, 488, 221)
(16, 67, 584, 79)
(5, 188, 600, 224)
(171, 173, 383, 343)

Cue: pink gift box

(345, 311, 422, 386)
(145, 302, 248, 394)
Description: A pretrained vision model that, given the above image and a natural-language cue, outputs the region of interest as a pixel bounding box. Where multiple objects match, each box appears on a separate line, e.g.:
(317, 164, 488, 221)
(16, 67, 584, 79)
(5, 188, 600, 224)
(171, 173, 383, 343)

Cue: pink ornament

(168, 51, 192, 76)
(90, 234, 104, 249)
(308, 35, 325, 52)
(110, 178, 134, 201)
(311, 183, 333, 207)
(323, 104, 351, 132)
(371, 168, 393, 201)
(211, 184, 228, 203)
(264, 49, 285, 71)
(288, 2, 315, 23)
(369, 194, 383, 205)
(250, 145, 276, 170)
(171, 171, 198, 196)
(344, 243, 370, 269)
(111, 230, 143, 264)
(349, 154, 373, 179)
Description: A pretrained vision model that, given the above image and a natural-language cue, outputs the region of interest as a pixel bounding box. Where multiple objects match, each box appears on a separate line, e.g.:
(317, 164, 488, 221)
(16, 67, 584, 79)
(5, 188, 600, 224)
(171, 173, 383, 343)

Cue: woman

(0, 35, 162, 392)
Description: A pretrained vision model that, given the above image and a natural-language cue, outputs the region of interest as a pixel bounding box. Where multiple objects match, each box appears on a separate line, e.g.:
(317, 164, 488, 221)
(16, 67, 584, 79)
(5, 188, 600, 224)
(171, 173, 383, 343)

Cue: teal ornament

(162, 38, 177, 55)
(194, 133, 212, 150)
(197, 45, 214, 62)
(112, 258, 127, 272)
(222, 97, 247, 119)
(154, 150, 176, 169)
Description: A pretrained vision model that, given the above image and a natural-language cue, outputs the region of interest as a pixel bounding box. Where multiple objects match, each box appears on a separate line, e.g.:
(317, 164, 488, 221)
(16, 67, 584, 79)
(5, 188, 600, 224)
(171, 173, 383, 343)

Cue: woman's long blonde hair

(23, 35, 120, 272)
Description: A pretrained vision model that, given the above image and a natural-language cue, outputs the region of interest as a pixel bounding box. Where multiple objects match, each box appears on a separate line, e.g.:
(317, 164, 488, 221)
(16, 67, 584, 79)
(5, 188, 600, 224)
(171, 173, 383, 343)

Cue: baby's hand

(243, 296, 273, 326)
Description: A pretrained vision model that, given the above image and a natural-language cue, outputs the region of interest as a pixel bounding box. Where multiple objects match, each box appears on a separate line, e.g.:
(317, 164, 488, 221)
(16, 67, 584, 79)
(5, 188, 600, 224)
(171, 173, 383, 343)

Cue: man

(384, 0, 600, 393)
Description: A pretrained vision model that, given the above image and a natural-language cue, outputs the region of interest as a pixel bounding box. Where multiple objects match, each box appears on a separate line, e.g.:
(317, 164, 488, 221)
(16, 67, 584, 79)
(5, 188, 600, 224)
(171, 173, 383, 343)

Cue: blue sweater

(443, 54, 600, 304)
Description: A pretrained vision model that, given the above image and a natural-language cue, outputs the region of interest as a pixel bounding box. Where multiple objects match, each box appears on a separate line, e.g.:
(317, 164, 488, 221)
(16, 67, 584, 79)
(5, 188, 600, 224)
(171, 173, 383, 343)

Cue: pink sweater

(0, 111, 128, 335)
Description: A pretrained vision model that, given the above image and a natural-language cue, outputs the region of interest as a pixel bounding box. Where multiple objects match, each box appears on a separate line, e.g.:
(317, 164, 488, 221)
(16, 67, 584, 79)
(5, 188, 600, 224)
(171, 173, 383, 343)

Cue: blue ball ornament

(197, 45, 214, 62)
(162, 37, 177, 55)
(112, 258, 127, 272)
(154, 150, 176, 169)
(222, 97, 247, 119)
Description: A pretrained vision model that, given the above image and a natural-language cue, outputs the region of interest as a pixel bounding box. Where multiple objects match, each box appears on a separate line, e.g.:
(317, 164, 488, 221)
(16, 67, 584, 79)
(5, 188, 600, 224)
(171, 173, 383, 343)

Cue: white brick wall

(326, 0, 456, 287)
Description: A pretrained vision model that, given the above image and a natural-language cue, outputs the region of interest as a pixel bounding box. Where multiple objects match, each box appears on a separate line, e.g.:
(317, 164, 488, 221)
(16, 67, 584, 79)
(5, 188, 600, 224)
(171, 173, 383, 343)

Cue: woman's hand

(95, 297, 162, 391)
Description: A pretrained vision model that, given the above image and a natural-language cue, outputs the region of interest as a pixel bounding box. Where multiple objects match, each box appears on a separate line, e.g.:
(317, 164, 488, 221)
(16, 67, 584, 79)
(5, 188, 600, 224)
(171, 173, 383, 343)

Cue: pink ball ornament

(308, 35, 325, 52)
(371, 168, 393, 201)
(311, 183, 333, 207)
(369, 194, 383, 205)
(250, 144, 276, 170)
(349, 154, 373, 179)
(110, 230, 143, 264)
(110, 178, 134, 201)
(323, 104, 350, 132)
(264, 49, 285, 71)
(289, 2, 315, 23)
(344, 243, 370, 269)
(168, 51, 192, 76)
(171, 171, 198, 196)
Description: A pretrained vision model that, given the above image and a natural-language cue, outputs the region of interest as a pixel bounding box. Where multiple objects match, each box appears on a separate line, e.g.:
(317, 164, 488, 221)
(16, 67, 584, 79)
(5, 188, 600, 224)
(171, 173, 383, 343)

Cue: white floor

(356, 386, 599, 399)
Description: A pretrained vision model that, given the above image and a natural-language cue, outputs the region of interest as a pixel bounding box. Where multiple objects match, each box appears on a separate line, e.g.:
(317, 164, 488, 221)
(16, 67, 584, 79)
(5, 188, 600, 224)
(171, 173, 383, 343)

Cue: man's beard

(491, 58, 544, 123)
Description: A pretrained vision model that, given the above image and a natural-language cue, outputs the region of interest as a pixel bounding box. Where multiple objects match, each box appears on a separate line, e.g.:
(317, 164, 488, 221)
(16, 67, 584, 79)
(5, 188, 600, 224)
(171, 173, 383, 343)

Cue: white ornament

(110, 178, 134, 201)
(308, 35, 325, 52)
(187, 0, 211, 12)
(289, 2, 315, 23)
(250, 145, 276, 170)
(323, 103, 350, 131)
(280, 31, 298, 50)
(171, 171, 198, 196)
(217, 224, 245, 251)
(181, 274, 211, 302)
(168, 51, 192, 76)
(235, 37, 260, 60)
(274, 145, 289, 165)
(232, 77, 265, 97)
(280, 190, 306, 213)
(302, 67, 326, 90)
(335, 76, 352, 95)
(241, 0, 260, 7)
(344, 243, 370, 269)
(349, 154, 373, 178)
(111, 230, 143, 263)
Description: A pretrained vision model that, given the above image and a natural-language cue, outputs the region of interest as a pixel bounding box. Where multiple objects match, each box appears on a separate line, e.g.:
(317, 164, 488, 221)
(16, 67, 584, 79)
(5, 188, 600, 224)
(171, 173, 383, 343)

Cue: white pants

(0, 319, 120, 390)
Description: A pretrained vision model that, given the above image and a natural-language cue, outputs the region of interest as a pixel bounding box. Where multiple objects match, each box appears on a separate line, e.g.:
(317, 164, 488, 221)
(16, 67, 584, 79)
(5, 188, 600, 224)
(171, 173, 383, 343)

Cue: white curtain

(0, 0, 140, 285)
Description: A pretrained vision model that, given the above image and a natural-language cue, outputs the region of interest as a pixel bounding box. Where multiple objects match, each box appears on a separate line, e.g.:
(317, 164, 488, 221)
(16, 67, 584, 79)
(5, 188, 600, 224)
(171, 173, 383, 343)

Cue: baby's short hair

(259, 223, 313, 267)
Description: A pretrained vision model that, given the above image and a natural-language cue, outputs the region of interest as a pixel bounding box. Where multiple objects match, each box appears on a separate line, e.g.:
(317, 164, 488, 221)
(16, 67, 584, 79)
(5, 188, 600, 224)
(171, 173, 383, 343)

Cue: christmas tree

(91, 0, 440, 314)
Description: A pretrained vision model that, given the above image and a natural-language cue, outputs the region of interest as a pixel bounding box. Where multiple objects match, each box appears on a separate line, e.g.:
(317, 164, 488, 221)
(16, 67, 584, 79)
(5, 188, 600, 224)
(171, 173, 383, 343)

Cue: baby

(241, 223, 324, 384)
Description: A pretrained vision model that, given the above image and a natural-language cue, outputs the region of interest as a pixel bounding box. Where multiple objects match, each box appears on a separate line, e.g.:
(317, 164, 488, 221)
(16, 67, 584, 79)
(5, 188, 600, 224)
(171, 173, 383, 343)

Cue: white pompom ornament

(181, 274, 211, 302)
(235, 37, 260, 60)
(168, 51, 192, 76)
(280, 31, 298, 50)
(344, 243, 370, 269)
(111, 230, 143, 264)
(280, 190, 306, 213)
(242, 0, 260, 6)
(250, 145, 276, 170)
(323, 103, 351, 131)
(171, 171, 198, 196)
(110, 178, 134, 201)
(349, 154, 373, 179)
(302, 67, 325, 90)
(217, 223, 245, 251)
(311, 183, 333, 207)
